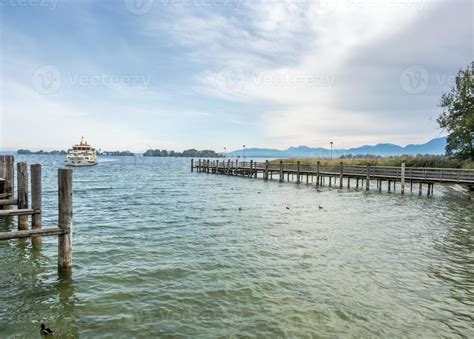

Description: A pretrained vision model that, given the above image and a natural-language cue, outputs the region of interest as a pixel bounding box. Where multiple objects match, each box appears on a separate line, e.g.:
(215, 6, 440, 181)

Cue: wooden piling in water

(17, 162, 29, 230)
(296, 161, 301, 184)
(58, 169, 73, 270)
(339, 162, 343, 188)
(316, 161, 320, 187)
(279, 161, 283, 183)
(31, 164, 42, 248)
(264, 160, 269, 180)
(5, 156, 14, 209)
(366, 165, 370, 191)
(401, 163, 406, 194)
(0, 156, 5, 210)
(191, 159, 194, 172)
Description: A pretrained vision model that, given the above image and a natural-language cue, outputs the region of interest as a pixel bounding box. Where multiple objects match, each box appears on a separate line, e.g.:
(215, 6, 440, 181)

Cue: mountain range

(227, 137, 447, 158)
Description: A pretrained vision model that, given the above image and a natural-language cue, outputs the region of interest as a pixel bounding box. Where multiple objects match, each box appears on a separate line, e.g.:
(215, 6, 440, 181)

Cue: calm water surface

(0, 155, 473, 338)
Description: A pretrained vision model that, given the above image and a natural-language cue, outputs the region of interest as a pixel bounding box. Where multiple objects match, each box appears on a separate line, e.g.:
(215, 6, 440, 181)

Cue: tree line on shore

(143, 149, 221, 157)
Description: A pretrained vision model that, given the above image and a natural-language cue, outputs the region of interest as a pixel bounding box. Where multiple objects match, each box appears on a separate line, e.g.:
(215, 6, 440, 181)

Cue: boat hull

(66, 158, 98, 167)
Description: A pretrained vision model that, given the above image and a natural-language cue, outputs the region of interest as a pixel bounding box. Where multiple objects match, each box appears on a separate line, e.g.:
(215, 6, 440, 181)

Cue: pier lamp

(224, 147, 227, 159)
(330, 141, 333, 159)
(243, 145, 246, 160)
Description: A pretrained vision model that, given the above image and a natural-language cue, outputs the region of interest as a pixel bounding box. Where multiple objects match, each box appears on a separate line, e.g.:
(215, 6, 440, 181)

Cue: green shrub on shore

(272, 155, 474, 169)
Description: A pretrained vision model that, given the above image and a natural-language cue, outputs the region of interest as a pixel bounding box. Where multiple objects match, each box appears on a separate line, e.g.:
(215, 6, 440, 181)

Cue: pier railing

(192, 158, 474, 196)
(196, 160, 474, 184)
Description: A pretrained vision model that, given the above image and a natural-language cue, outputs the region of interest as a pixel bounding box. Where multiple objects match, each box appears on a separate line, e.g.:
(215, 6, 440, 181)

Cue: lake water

(1, 155, 473, 338)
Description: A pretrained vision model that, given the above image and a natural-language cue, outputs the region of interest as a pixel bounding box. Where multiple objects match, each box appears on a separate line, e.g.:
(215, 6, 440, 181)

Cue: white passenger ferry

(66, 137, 98, 167)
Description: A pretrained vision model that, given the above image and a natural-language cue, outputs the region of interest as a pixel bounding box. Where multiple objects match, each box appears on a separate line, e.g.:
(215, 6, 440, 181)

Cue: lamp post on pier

(330, 141, 333, 159)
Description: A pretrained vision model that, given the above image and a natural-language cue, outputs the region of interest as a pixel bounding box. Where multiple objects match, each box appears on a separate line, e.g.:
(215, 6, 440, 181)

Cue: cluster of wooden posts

(191, 159, 474, 196)
(0, 156, 73, 271)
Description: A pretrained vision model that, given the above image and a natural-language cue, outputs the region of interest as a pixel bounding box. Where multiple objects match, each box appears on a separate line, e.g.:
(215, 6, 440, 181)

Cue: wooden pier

(191, 159, 474, 195)
(0, 155, 73, 272)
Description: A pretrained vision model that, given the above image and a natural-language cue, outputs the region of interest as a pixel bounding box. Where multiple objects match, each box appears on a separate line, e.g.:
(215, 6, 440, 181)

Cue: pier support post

(366, 165, 370, 191)
(227, 159, 230, 175)
(316, 161, 320, 187)
(198, 159, 201, 173)
(31, 164, 42, 248)
(419, 182, 422, 196)
(17, 162, 29, 230)
(264, 161, 269, 180)
(215, 160, 219, 174)
(191, 159, 194, 172)
(250, 160, 253, 177)
(279, 160, 283, 183)
(339, 162, 343, 188)
(207, 160, 210, 173)
(5, 156, 14, 209)
(58, 168, 73, 270)
(296, 161, 301, 184)
(0, 156, 4, 210)
(401, 163, 406, 194)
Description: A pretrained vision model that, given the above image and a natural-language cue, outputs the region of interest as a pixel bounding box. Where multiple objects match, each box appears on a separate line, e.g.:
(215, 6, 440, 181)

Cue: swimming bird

(286, 206, 290, 210)
(239, 207, 242, 211)
(40, 324, 53, 336)
(318, 206, 323, 210)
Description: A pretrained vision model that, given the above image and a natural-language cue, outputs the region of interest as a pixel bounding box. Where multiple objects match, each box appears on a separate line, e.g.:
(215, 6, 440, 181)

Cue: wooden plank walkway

(192, 159, 474, 195)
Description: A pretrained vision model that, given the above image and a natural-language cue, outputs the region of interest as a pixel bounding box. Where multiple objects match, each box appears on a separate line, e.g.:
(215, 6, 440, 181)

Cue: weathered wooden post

(58, 168, 73, 270)
(316, 161, 320, 187)
(254, 161, 258, 178)
(419, 182, 422, 196)
(17, 162, 29, 230)
(296, 161, 301, 184)
(5, 156, 14, 208)
(198, 159, 202, 173)
(227, 159, 230, 175)
(339, 162, 343, 188)
(31, 164, 42, 248)
(401, 163, 406, 194)
(250, 160, 253, 177)
(0, 156, 4, 210)
(206, 159, 210, 173)
(215, 160, 219, 174)
(264, 161, 269, 180)
(191, 159, 194, 172)
(365, 164, 370, 191)
(279, 160, 283, 183)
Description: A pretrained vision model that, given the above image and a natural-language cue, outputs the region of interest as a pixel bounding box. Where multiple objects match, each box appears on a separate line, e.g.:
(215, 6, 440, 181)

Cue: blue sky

(0, 0, 472, 152)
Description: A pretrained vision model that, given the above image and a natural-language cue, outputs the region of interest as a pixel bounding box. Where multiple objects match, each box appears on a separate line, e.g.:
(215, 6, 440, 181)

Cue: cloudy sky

(0, 0, 472, 152)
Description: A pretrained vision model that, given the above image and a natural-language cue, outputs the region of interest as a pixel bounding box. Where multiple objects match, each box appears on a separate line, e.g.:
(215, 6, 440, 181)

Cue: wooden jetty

(0, 155, 73, 271)
(191, 159, 474, 195)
